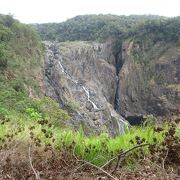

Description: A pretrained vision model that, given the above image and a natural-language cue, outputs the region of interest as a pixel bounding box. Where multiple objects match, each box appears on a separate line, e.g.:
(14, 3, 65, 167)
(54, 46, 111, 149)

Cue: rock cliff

(118, 41, 180, 118)
(44, 40, 128, 136)
(43, 38, 180, 132)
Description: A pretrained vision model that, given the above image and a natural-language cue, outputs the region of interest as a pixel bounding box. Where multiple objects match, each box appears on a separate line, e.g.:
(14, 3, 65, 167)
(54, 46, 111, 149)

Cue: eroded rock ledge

(43, 40, 180, 134)
(44, 40, 128, 136)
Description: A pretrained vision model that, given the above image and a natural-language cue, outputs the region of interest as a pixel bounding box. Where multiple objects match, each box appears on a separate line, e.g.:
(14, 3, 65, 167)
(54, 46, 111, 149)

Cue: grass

(0, 108, 179, 180)
(0, 113, 167, 167)
(59, 41, 93, 55)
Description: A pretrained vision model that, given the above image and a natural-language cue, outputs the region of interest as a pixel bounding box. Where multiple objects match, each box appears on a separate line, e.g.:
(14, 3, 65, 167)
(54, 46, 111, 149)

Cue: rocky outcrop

(44, 41, 128, 136)
(117, 41, 180, 118)
(44, 39, 180, 131)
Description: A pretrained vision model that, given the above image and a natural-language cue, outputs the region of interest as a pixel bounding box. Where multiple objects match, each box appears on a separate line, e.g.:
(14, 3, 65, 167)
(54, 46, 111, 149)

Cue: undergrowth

(0, 109, 179, 168)
(0, 101, 179, 180)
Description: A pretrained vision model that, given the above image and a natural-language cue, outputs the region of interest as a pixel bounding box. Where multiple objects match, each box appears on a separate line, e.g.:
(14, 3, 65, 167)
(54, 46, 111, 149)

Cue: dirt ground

(0, 143, 179, 180)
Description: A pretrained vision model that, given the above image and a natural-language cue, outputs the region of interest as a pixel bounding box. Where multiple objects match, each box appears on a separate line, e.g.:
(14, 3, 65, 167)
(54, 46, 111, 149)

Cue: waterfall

(117, 119, 125, 134)
(47, 42, 99, 111)
(57, 61, 65, 74)
(57, 61, 72, 80)
(114, 46, 125, 113)
(82, 86, 99, 110)
(44, 41, 129, 135)
(111, 112, 128, 135)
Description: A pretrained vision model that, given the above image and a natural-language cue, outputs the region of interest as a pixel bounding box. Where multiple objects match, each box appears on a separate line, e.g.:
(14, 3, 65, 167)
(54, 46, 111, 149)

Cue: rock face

(44, 39, 180, 131)
(117, 41, 180, 118)
(44, 41, 128, 136)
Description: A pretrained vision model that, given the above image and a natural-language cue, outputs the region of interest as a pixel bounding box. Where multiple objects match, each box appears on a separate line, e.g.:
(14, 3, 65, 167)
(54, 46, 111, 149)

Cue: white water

(57, 61, 72, 79)
(58, 61, 65, 73)
(82, 86, 99, 110)
(45, 41, 128, 134)
(117, 119, 125, 134)
(51, 43, 99, 110)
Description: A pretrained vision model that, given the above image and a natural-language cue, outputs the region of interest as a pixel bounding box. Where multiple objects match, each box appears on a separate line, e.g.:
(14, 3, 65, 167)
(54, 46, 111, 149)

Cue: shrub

(0, 44, 8, 70)
(36, 97, 70, 127)
(65, 100, 79, 113)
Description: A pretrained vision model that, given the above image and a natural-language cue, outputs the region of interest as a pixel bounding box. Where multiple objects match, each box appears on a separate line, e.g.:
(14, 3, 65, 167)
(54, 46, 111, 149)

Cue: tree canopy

(34, 14, 172, 42)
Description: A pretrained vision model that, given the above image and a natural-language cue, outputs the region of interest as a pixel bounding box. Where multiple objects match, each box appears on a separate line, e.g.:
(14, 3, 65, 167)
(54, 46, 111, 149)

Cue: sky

(0, 0, 179, 24)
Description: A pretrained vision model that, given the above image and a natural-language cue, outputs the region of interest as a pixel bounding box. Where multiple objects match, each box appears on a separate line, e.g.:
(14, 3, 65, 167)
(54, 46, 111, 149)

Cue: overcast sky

(0, 0, 179, 24)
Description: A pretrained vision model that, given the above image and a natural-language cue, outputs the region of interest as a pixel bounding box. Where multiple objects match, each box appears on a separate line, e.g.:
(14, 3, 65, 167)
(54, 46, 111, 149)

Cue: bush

(0, 44, 8, 70)
(35, 97, 70, 127)
(65, 100, 79, 113)
(0, 57, 7, 70)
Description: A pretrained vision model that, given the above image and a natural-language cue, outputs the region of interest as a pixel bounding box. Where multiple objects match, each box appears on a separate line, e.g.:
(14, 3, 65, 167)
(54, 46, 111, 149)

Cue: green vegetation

(35, 15, 180, 44)
(132, 17, 180, 44)
(0, 14, 70, 129)
(0, 111, 179, 164)
(131, 17, 180, 66)
(0, 14, 179, 179)
(0, 110, 179, 179)
(0, 15, 34, 123)
(34, 14, 166, 42)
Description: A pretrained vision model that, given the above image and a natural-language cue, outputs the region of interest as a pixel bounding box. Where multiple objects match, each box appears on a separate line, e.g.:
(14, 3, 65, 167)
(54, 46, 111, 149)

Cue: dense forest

(34, 14, 180, 44)
(34, 15, 164, 41)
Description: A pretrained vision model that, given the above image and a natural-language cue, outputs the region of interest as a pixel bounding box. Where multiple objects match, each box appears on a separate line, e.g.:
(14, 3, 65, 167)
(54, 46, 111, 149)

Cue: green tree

(0, 43, 8, 70)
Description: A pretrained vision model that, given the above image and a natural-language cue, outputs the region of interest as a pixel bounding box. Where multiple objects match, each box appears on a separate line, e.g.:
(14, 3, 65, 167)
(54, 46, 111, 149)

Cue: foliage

(35, 14, 179, 45)
(0, 43, 10, 70)
(34, 14, 166, 42)
(65, 100, 79, 113)
(25, 107, 43, 120)
(35, 97, 70, 126)
(0, 111, 179, 169)
(0, 14, 44, 113)
(131, 17, 180, 44)
(0, 103, 179, 179)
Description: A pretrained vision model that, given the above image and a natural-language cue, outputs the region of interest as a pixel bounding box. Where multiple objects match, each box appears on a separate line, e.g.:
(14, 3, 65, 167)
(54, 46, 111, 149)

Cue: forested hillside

(0, 14, 69, 125)
(34, 15, 165, 41)
(34, 14, 180, 44)
(131, 16, 180, 43)
(0, 14, 43, 115)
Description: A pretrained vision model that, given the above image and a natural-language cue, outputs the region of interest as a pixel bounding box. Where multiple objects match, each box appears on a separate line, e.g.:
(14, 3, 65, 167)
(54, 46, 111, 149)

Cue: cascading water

(57, 61, 65, 74)
(82, 86, 99, 110)
(113, 46, 127, 134)
(44, 41, 128, 135)
(46, 42, 99, 111)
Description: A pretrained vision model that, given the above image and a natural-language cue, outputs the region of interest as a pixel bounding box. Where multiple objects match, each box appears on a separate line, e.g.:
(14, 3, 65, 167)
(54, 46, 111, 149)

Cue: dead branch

(72, 146, 118, 180)
(72, 143, 149, 179)
(112, 143, 150, 173)
(78, 160, 118, 180)
(28, 145, 41, 180)
(162, 150, 169, 170)
(100, 143, 150, 172)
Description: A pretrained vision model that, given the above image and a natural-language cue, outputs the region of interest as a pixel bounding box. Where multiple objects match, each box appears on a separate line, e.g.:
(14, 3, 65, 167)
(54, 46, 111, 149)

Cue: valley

(0, 14, 179, 179)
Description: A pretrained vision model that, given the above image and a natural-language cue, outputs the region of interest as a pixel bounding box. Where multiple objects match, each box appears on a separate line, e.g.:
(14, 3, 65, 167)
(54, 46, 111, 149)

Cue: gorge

(0, 13, 180, 180)
(1, 14, 179, 135)
(44, 41, 129, 135)
(43, 38, 180, 134)
(34, 15, 179, 134)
